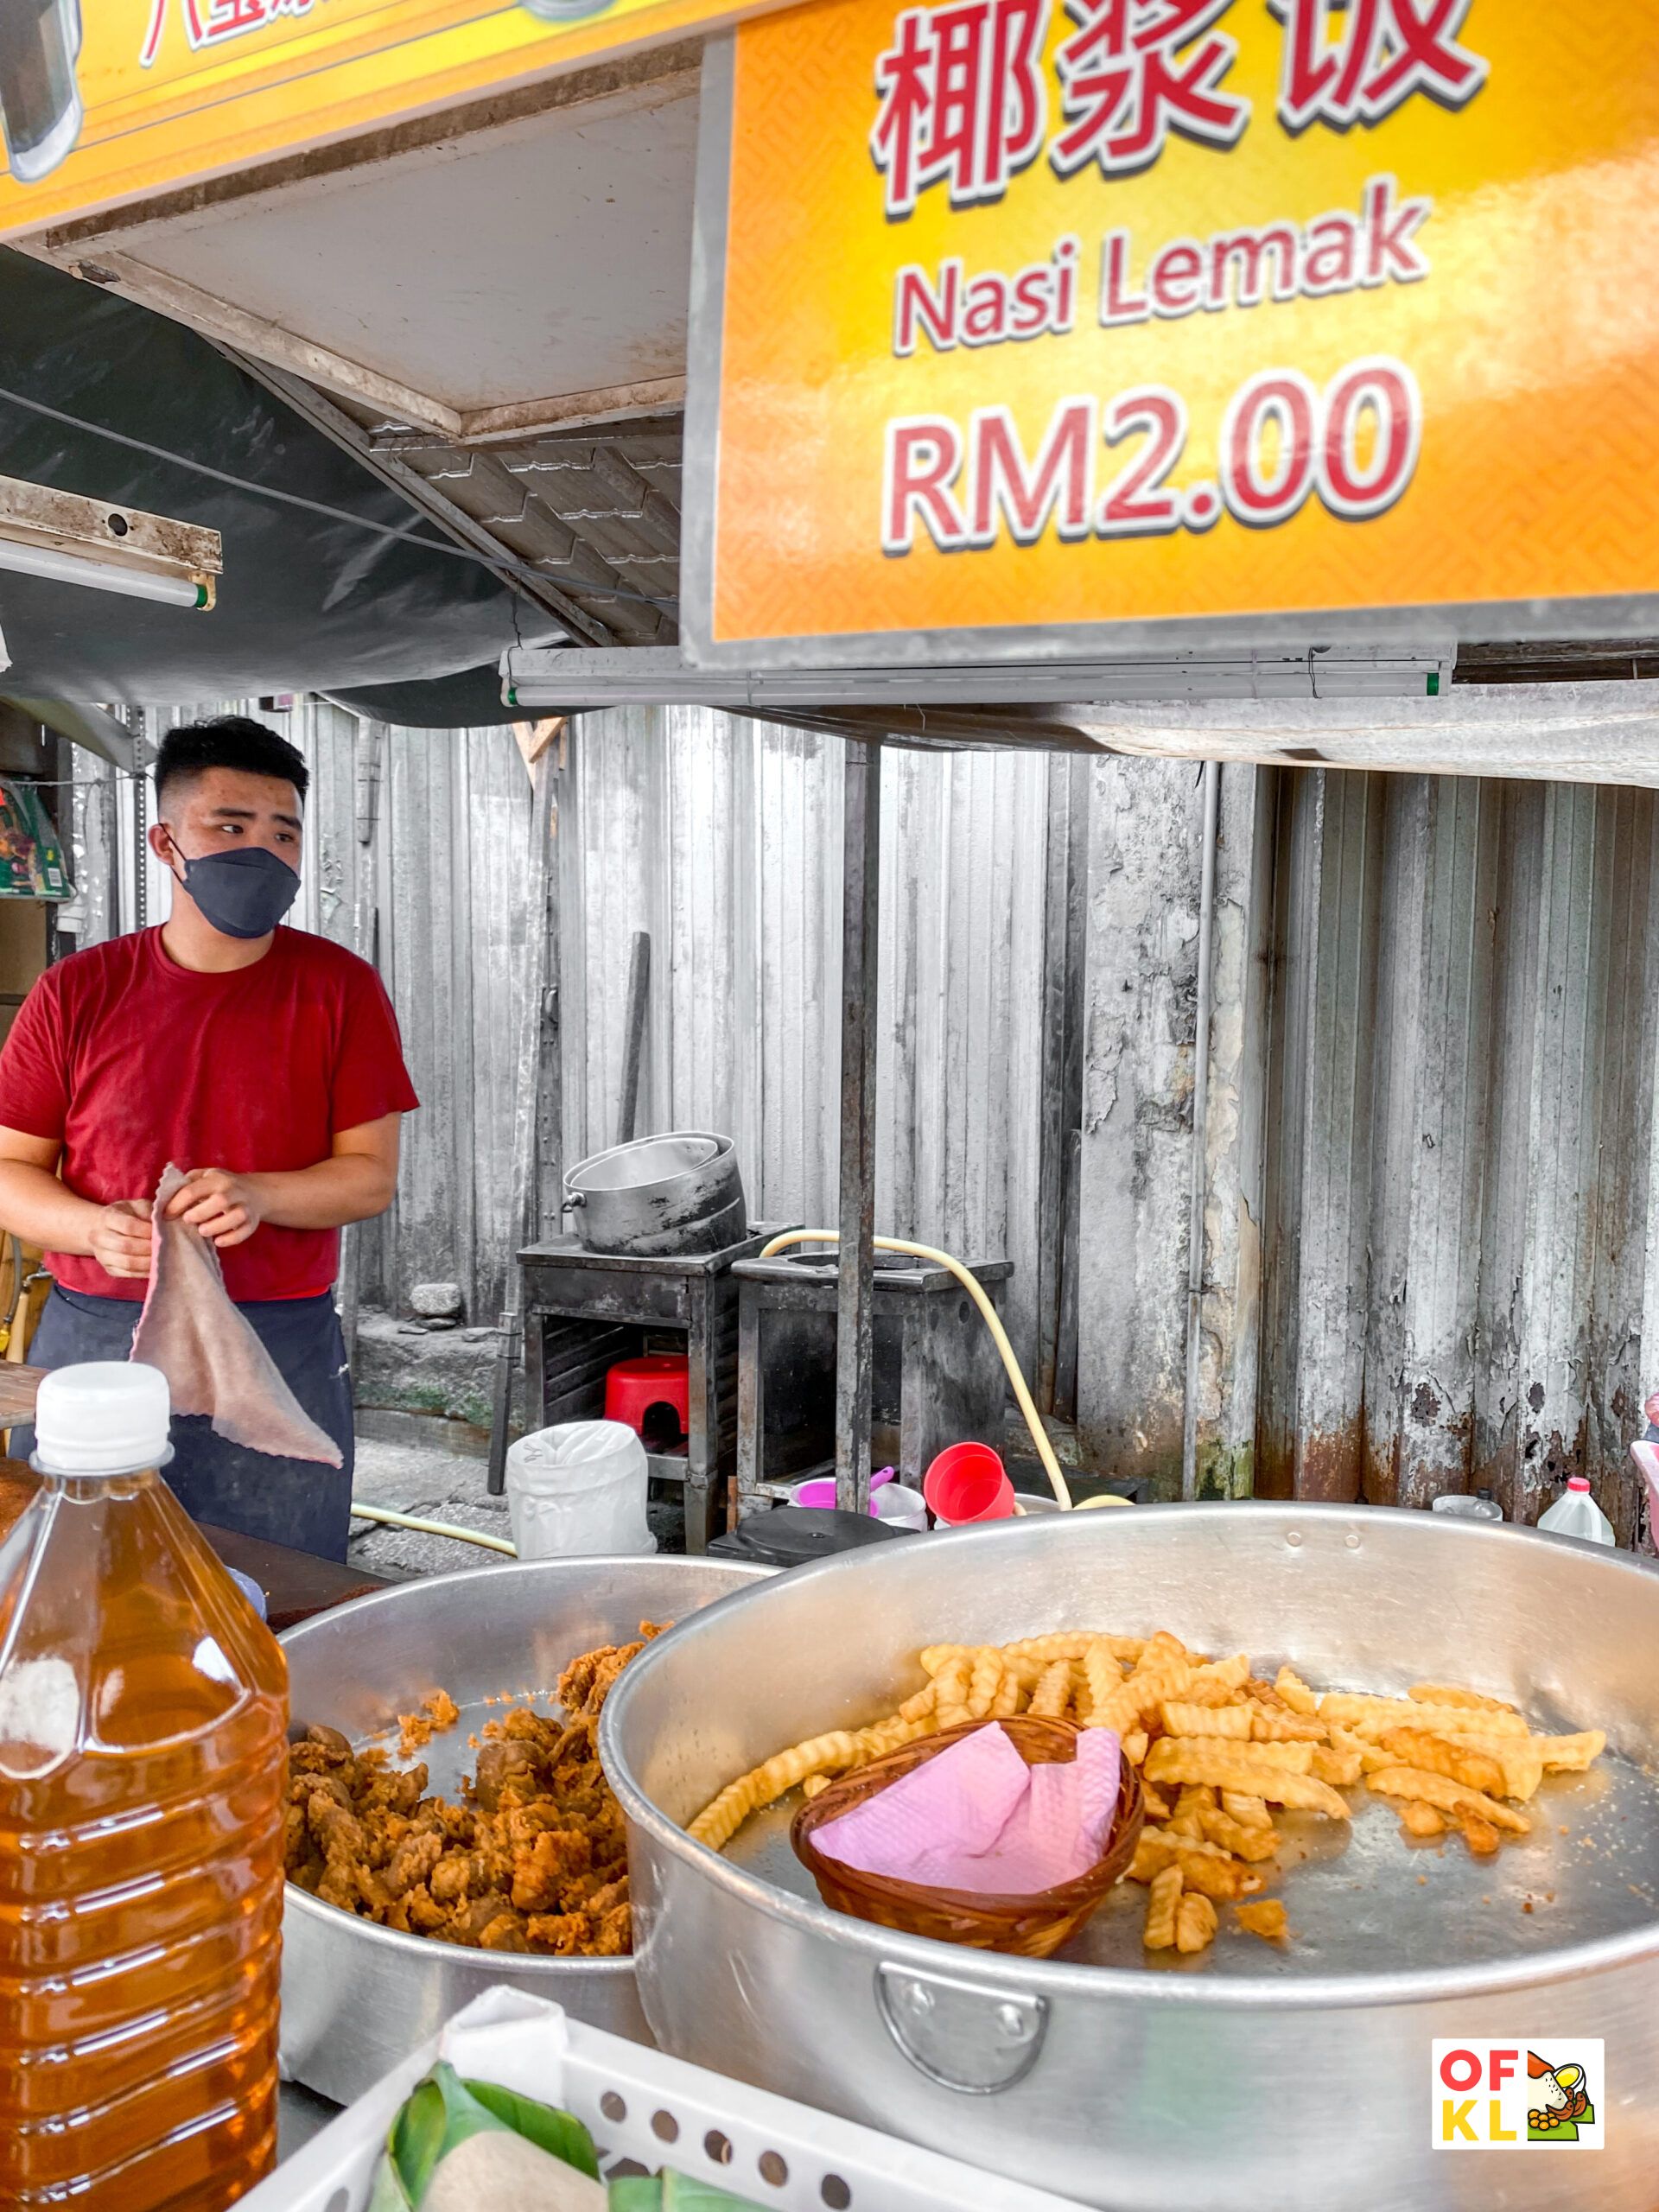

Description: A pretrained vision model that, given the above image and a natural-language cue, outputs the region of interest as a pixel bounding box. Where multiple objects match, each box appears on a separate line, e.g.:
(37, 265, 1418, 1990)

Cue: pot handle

(874, 1961, 1048, 2095)
(562, 1192, 585, 1211)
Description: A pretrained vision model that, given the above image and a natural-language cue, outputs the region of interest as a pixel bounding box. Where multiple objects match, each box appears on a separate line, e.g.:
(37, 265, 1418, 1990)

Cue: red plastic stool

(604, 1354, 690, 1444)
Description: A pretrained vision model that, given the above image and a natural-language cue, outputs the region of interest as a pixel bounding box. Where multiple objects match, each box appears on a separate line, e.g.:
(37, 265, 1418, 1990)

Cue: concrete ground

(346, 1425, 513, 1580)
(346, 1416, 687, 1578)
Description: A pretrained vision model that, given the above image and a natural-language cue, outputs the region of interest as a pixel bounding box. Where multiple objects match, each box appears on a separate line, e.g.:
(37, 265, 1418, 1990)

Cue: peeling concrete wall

(1077, 757, 1205, 1490)
(1076, 757, 1270, 1498)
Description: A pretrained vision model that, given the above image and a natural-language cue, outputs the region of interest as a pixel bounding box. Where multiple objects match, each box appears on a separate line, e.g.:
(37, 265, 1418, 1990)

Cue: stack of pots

(563, 1131, 747, 1257)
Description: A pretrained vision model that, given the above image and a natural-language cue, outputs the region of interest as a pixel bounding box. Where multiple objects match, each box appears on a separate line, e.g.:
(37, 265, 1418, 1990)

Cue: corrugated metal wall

(559, 710, 1072, 1378)
(59, 705, 1659, 1535)
(1259, 768, 1658, 1541)
(283, 704, 544, 1326)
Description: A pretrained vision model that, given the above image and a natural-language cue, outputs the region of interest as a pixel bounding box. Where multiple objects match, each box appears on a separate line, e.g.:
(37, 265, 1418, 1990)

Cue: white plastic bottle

(1537, 1476, 1616, 1546)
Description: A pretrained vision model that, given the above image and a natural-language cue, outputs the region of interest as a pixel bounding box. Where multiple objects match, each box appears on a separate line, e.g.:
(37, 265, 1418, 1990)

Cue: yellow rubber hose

(348, 1501, 518, 1555)
(757, 1231, 1130, 1512)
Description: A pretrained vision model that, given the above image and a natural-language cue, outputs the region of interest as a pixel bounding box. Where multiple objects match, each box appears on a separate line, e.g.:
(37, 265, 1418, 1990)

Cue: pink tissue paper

(811, 1722, 1121, 1895)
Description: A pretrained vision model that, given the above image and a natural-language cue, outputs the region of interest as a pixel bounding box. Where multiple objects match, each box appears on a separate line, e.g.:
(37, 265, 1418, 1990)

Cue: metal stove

(732, 1247, 1013, 1512)
(517, 1228, 785, 1552)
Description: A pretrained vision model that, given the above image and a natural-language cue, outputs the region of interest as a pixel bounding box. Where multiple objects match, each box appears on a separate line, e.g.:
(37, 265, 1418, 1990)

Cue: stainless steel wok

(602, 1504, 1659, 2212)
(278, 1554, 768, 2103)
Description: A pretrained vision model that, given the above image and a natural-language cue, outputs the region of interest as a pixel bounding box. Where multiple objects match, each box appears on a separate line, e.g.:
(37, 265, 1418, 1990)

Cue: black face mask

(171, 845, 301, 940)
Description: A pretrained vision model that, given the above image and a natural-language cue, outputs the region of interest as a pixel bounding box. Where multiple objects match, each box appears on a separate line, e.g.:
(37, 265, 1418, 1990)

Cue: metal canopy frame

(502, 641, 1458, 710)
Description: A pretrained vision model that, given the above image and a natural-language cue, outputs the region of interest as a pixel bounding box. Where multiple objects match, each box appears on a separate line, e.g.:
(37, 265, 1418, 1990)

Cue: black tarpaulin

(0, 251, 543, 717)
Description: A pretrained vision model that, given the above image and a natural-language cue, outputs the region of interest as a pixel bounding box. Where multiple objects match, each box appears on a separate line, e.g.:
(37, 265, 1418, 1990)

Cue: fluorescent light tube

(0, 537, 211, 608)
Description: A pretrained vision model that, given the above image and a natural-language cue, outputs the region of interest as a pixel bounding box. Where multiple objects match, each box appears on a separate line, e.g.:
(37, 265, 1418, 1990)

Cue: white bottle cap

(34, 1362, 171, 1475)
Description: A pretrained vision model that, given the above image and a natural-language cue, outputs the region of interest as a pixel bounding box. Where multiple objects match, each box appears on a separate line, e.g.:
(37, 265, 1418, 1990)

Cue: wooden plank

(616, 931, 652, 1146)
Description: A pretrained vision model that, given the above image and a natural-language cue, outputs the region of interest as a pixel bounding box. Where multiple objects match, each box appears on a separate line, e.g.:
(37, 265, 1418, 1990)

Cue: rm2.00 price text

(882, 358, 1421, 556)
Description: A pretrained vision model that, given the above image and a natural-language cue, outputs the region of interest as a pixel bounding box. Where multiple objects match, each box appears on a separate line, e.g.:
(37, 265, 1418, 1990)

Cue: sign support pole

(836, 734, 880, 1513)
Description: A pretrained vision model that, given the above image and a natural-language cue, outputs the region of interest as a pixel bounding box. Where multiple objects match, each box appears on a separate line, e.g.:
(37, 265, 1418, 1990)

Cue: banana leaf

(607, 2176, 768, 2209)
(369, 2062, 600, 2209)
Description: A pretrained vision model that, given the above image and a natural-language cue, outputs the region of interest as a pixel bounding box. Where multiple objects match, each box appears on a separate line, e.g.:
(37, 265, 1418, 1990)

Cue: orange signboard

(684, 0, 1659, 665)
(0, 0, 764, 238)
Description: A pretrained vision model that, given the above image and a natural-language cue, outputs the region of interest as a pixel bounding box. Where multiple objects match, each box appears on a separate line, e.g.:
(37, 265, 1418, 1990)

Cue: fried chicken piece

(525, 1911, 591, 1955)
(405, 1885, 450, 1935)
(315, 1856, 363, 1913)
(398, 1690, 461, 1757)
(590, 1901, 632, 1955)
(288, 1725, 353, 1772)
(306, 1793, 365, 1859)
(385, 1829, 445, 1899)
(511, 1826, 594, 1912)
(288, 1744, 346, 1781)
(429, 1854, 472, 1905)
(556, 1623, 664, 1719)
(287, 1630, 663, 1960)
(283, 1801, 312, 1869)
(289, 1770, 353, 1812)
(451, 1893, 518, 1946)
(479, 1913, 531, 1953)
(358, 1764, 429, 1819)
(472, 1738, 540, 1813)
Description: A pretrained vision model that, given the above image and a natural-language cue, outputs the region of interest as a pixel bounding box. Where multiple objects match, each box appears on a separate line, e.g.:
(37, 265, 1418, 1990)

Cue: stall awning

(0, 250, 548, 721)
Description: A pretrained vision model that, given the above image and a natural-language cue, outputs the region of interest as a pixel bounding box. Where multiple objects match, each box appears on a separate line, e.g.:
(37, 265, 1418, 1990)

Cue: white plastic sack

(505, 1419, 656, 1561)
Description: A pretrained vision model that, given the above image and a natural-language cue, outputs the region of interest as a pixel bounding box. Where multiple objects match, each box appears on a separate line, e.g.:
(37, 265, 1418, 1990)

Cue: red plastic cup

(923, 1442, 1015, 1524)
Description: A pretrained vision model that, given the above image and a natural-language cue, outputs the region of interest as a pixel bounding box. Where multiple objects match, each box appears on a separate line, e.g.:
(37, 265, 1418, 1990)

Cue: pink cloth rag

(812, 1723, 1121, 1895)
(129, 1164, 343, 1466)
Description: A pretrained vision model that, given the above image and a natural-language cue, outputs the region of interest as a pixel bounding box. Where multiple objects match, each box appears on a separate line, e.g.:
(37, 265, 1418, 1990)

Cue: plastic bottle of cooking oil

(0, 1363, 288, 2209)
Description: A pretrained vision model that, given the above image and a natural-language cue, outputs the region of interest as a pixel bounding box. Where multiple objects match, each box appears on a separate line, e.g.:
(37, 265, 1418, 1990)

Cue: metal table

(518, 1229, 786, 1551)
(733, 1249, 1013, 1511)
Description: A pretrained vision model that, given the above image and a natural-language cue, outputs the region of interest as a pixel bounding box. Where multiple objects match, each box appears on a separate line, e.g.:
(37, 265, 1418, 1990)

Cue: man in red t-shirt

(0, 714, 419, 1560)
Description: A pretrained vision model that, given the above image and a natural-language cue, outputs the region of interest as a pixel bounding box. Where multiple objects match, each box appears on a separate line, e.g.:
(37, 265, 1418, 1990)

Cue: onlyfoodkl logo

(1431, 2041, 1605, 2151)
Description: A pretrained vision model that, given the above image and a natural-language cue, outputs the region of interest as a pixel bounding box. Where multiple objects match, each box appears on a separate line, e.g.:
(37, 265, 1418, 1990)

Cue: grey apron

(14, 1281, 355, 1560)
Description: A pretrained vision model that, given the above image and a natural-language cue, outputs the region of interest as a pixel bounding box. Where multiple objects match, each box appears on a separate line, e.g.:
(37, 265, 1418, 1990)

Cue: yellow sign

(0, 0, 763, 238)
(685, 0, 1659, 664)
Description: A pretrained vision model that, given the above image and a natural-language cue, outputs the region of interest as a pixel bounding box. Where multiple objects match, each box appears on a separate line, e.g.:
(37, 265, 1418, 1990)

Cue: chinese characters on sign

(1270, 0, 1487, 134)
(142, 0, 324, 71)
(691, 0, 1659, 662)
(873, 0, 1485, 216)
(872, 0, 1476, 564)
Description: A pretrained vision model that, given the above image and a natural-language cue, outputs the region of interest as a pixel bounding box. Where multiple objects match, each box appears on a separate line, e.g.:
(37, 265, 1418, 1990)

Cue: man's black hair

(153, 715, 309, 814)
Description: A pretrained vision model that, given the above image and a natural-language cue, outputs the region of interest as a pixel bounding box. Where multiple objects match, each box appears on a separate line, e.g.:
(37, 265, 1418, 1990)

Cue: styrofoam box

(251, 1986, 1083, 2212)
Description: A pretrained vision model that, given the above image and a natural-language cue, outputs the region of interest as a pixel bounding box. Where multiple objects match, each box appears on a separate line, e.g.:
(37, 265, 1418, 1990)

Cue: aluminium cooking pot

(278, 1553, 769, 2103)
(602, 1504, 1659, 2212)
(563, 1130, 747, 1256)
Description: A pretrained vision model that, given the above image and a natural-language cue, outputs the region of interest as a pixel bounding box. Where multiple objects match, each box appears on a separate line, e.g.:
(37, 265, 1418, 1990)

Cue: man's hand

(166, 1168, 265, 1249)
(89, 1199, 154, 1280)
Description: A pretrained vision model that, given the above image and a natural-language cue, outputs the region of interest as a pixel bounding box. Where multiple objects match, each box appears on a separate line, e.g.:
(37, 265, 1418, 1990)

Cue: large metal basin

(279, 1554, 768, 2103)
(603, 1505, 1659, 2211)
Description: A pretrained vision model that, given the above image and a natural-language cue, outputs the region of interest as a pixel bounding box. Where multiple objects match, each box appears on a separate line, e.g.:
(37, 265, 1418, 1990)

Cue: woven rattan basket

(791, 1716, 1145, 1960)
